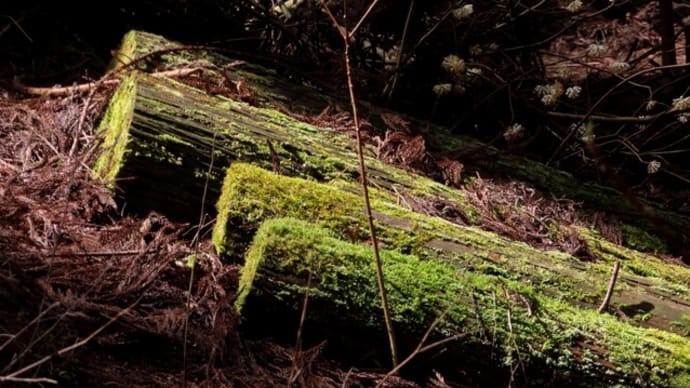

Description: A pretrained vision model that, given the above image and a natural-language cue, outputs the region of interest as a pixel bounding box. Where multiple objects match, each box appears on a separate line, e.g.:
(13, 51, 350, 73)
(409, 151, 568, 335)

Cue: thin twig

(598, 261, 621, 313)
(69, 88, 96, 158)
(319, 0, 399, 368)
(349, 0, 383, 38)
(0, 376, 57, 384)
(1, 295, 142, 382)
(43, 250, 143, 257)
(547, 62, 690, 165)
(0, 302, 59, 353)
(12, 67, 202, 97)
(385, 0, 415, 103)
(0, 15, 32, 42)
(341, 368, 355, 388)
(376, 309, 469, 388)
(546, 110, 662, 123)
(289, 270, 313, 385)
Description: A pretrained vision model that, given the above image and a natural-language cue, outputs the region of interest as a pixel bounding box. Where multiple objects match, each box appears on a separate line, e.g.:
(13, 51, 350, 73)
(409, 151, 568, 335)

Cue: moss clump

(215, 164, 690, 337)
(578, 227, 690, 300)
(108, 30, 137, 71)
(621, 223, 666, 253)
(239, 217, 690, 387)
(237, 217, 467, 334)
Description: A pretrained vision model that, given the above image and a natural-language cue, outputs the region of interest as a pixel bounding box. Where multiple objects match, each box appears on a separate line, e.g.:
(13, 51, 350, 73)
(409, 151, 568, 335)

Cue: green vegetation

(239, 217, 690, 387)
(215, 163, 690, 336)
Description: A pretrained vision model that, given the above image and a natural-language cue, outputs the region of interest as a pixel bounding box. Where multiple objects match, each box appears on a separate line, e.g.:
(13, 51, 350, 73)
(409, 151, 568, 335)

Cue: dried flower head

(534, 81, 564, 106)
(565, 86, 582, 99)
(452, 4, 474, 20)
(608, 61, 631, 74)
(672, 96, 690, 111)
(433, 83, 453, 96)
(647, 160, 661, 174)
(467, 67, 482, 76)
(441, 55, 466, 75)
(564, 0, 583, 12)
(586, 43, 607, 57)
(504, 123, 525, 141)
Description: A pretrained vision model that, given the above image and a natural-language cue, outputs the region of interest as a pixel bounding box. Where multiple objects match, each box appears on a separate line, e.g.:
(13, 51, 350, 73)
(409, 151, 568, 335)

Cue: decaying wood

(100, 30, 690, 252)
(215, 163, 690, 340)
(237, 217, 690, 387)
(91, 30, 690, 385)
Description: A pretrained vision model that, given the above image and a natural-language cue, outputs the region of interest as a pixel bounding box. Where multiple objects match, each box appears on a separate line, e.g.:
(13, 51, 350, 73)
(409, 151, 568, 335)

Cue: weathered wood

(422, 127, 690, 253)
(239, 217, 690, 387)
(102, 30, 690, 251)
(91, 29, 690, 385)
(95, 31, 690, 337)
(215, 163, 690, 339)
(93, 73, 474, 221)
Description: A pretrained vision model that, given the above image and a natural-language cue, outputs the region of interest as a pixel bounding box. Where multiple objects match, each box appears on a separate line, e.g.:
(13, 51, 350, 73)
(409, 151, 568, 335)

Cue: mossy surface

(215, 164, 690, 336)
(578, 227, 690, 299)
(93, 73, 137, 183)
(418, 121, 690, 248)
(240, 217, 690, 387)
(109, 29, 690, 251)
(95, 69, 475, 220)
(620, 223, 666, 253)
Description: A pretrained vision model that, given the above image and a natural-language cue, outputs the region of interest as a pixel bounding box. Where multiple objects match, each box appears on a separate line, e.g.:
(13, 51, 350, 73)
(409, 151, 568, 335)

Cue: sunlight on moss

(238, 217, 690, 387)
(93, 73, 137, 183)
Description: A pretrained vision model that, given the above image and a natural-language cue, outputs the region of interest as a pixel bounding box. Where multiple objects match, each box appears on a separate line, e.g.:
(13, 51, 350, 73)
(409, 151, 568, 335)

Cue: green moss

(106, 30, 480, 221)
(578, 227, 690, 299)
(215, 164, 690, 338)
(238, 217, 467, 332)
(93, 73, 137, 183)
(215, 163, 511, 265)
(239, 217, 690, 387)
(670, 315, 690, 336)
(117, 29, 690, 255)
(108, 30, 137, 71)
(621, 223, 666, 253)
(213, 163, 690, 336)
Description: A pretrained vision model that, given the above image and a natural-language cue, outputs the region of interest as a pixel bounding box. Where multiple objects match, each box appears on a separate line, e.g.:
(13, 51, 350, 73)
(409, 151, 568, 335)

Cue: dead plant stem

(598, 261, 621, 313)
(1, 295, 143, 383)
(319, 0, 399, 367)
(289, 270, 313, 385)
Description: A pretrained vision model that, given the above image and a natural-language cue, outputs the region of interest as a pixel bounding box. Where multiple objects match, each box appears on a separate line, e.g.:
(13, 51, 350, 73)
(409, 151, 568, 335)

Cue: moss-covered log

(99, 30, 690, 254)
(115, 30, 690, 249)
(110, 30, 331, 115)
(240, 217, 690, 387)
(215, 163, 690, 338)
(93, 71, 475, 221)
(420, 126, 690, 253)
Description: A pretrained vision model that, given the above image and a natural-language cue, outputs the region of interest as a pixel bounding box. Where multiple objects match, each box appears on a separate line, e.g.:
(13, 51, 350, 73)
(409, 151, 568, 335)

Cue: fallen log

(214, 163, 690, 338)
(239, 217, 690, 387)
(98, 30, 690, 253)
(92, 30, 690, 340)
(92, 71, 474, 221)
